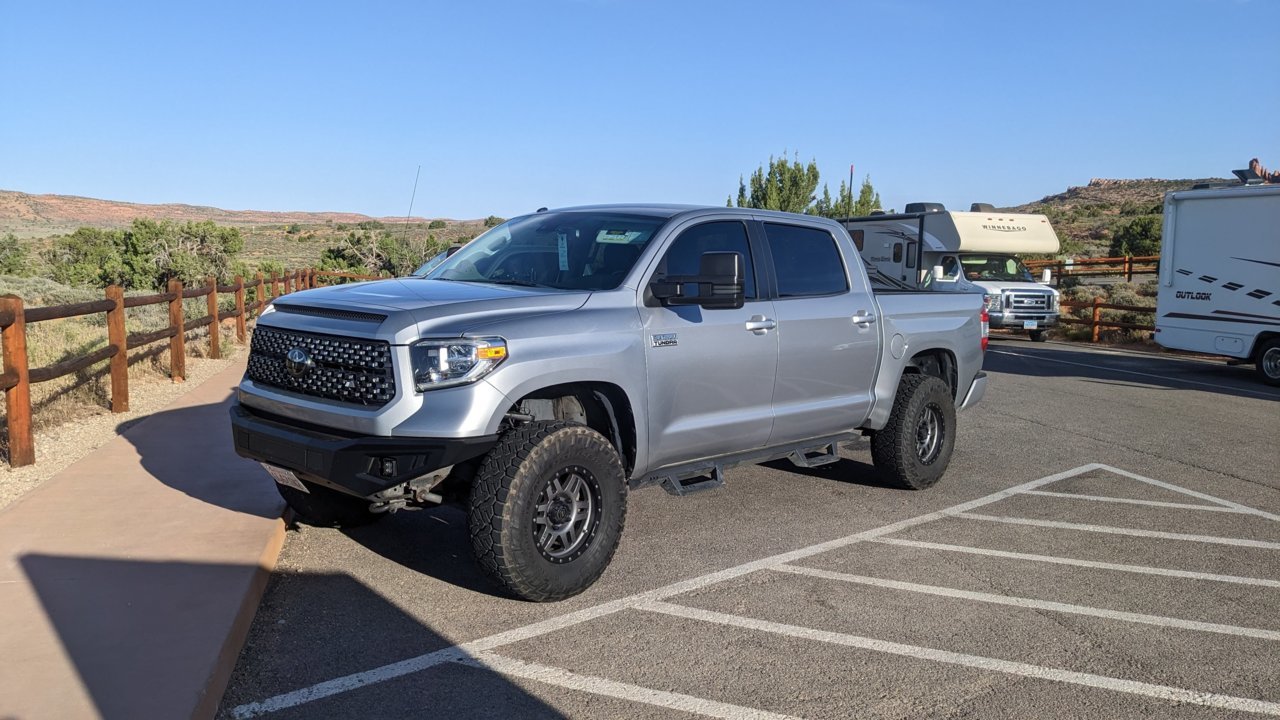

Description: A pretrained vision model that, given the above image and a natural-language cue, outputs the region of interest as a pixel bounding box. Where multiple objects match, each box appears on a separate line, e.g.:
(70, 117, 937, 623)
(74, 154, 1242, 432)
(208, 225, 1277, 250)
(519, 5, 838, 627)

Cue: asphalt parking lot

(219, 337, 1280, 719)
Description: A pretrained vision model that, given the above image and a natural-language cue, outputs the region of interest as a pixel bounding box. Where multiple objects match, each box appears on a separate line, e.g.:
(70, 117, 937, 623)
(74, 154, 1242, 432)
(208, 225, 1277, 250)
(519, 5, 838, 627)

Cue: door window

(763, 223, 849, 298)
(655, 221, 757, 300)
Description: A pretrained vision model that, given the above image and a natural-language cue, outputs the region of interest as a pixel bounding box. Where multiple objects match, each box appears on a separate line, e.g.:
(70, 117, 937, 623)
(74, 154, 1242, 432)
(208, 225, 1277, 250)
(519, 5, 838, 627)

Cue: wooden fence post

(1124, 256, 1134, 283)
(270, 272, 280, 298)
(206, 276, 221, 360)
(0, 295, 34, 467)
(234, 276, 247, 342)
(1091, 296, 1103, 343)
(105, 285, 128, 413)
(256, 272, 265, 314)
(168, 279, 186, 382)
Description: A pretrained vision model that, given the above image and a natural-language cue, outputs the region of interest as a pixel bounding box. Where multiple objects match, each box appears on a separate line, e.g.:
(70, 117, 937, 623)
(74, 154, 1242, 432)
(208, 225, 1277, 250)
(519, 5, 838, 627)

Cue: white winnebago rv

(1155, 181, 1280, 385)
(842, 203, 1062, 341)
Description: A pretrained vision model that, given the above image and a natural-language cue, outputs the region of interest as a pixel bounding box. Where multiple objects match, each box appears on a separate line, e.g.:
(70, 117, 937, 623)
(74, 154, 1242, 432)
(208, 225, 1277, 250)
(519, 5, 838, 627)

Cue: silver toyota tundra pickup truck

(230, 205, 988, 601)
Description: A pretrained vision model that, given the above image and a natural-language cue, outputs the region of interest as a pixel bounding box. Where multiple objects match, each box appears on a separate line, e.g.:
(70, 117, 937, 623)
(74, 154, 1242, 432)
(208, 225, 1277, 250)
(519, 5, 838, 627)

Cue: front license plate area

(262, 463, 309, 493)
(1023, 320, 1039, 330)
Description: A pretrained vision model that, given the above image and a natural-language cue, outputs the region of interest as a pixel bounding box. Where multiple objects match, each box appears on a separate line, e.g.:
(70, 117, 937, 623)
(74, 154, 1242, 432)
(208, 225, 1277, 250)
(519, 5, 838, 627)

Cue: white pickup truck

(231, 205, 989, 600)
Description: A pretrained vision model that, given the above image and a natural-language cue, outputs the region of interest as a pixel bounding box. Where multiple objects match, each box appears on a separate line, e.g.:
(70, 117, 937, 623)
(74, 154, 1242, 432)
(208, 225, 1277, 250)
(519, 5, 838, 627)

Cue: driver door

(639, 219, 778, 471)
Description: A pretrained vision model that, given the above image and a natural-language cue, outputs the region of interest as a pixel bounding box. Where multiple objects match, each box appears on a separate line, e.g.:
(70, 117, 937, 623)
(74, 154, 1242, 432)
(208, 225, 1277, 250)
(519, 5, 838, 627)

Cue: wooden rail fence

(0, 269, 382, 467)
(1025, 255, 1161, 284)
(1058, 297, 1155, 343)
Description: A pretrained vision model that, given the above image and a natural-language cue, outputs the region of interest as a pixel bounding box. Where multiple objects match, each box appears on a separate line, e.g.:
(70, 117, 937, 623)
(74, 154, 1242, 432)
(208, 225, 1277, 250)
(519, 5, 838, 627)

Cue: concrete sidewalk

(0, 359, 285, 720)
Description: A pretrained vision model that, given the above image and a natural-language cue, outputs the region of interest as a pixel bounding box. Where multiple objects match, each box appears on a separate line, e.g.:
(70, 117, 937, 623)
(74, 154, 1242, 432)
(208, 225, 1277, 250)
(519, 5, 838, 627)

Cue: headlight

(1050, 292, 1060, 311)
(984, 293, 1002, 311)
(410, 337, 507, 391)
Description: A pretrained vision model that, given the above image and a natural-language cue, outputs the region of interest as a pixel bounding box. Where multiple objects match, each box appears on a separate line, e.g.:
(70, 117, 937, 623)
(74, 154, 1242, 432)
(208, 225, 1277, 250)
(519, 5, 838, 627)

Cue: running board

(787, 443, 840, 469)
(660, 465, 725, 496)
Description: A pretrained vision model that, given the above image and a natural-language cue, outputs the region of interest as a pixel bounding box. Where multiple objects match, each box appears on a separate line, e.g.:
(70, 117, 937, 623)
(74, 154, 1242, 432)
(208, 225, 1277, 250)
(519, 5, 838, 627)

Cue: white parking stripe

(773, 565, 1280, 641)
(456, 652, 800, 720)
(231, 464, 1108, 717)
(871, 538, 1280, 588)
(1019, 490, 1248, 513)
(1089, 464, 1280, 522)
(955, 513, 1280, 549)
(638, 601, 1280, 717)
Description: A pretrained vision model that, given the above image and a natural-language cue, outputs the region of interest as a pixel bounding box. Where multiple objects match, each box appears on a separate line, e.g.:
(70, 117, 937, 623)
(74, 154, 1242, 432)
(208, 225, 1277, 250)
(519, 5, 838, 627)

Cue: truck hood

(970, 280, 1056, 294)
(269, 279, 591, 343)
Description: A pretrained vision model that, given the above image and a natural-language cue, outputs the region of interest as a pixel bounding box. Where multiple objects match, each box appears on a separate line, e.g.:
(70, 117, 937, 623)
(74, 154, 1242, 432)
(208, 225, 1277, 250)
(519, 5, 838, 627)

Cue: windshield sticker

(597, 229, 644, 244)
(557, 234, 570, 271)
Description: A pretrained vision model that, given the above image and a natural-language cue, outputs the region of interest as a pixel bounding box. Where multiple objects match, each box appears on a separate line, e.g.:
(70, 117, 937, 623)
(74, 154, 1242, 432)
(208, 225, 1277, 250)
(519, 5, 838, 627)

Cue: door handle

(745, 315, 777, 334)
(851, 312, 877, 327)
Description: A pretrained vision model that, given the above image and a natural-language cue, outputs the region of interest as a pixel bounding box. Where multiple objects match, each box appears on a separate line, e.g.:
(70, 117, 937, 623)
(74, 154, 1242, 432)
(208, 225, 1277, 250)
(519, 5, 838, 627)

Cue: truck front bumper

(988, 312, 1058, 329)
(230, 403, 498, 498)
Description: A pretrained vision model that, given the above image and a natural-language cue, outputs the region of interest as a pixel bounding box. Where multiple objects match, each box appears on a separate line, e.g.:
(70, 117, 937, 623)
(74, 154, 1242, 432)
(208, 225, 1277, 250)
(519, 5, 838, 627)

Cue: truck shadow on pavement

(19, 554, 567, 720)
(117, 390, 284, 520)
(985, 340, 1279, 402)
(338, 504, 504, 597)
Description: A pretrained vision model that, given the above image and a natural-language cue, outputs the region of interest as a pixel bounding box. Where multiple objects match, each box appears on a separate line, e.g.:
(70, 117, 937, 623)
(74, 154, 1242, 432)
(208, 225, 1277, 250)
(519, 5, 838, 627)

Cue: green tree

(483, 215, 506, 228)
(428, 220, 447, 229)
(734, 152, 821, 214)
(1109, 215, 1161, 257)
(0, 233, 32, 276)
(853, 175, 882, 216)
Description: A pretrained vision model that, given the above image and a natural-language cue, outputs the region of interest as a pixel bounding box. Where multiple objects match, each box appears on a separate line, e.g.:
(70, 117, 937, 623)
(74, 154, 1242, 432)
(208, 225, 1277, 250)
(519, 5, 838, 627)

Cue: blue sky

(2, 1, 1276, 220)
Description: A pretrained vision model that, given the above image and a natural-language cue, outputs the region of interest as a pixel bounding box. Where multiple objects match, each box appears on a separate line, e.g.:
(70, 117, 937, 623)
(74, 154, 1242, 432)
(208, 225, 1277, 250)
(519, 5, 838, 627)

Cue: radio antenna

(403, 164, 421, 244)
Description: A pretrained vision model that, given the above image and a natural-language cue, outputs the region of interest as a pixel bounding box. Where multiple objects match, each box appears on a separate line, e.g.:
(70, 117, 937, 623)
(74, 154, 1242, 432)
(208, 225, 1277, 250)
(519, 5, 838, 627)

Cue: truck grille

(1006, 292, 1051, 312)
(247, 327, 395, 406)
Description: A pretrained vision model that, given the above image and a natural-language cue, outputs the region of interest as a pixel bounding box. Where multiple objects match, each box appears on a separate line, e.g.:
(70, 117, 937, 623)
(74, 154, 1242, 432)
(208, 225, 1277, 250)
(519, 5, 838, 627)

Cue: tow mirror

(932, 265, 946, 281)
(649, 251, 745, 310)
(1041, 268, 1052, 284)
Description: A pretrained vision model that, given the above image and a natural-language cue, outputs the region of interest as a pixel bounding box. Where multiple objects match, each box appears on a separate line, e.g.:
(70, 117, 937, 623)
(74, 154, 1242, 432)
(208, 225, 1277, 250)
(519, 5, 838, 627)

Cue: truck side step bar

(787, 443, 840, 468)
(660, 465, 725, 496)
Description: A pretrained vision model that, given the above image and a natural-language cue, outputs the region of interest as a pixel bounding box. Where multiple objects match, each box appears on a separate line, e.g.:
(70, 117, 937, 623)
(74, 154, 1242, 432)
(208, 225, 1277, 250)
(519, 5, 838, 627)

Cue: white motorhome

(842, 203, 1062, 341)
(1155, 180, 1280, 385)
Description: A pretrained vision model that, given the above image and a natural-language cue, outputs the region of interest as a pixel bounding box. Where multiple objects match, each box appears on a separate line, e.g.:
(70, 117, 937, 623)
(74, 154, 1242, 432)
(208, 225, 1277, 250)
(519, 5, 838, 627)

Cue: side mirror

(1041, 268, 1052, 284)
(650, 251, 745, 310)
(932, 265, 946, 281)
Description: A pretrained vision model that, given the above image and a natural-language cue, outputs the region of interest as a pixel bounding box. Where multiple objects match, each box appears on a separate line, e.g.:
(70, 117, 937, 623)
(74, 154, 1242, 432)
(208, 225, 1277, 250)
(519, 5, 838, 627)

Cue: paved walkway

(0, 359, 285, 720)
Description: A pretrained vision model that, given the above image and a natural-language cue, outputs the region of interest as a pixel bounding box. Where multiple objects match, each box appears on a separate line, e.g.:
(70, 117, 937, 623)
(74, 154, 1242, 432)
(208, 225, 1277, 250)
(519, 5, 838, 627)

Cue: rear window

(763, 223, 848, 298)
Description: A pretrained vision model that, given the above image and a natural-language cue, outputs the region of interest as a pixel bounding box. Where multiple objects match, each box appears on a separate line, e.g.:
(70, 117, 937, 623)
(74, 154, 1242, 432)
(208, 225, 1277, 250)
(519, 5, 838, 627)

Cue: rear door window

(763, 223, 849, 298)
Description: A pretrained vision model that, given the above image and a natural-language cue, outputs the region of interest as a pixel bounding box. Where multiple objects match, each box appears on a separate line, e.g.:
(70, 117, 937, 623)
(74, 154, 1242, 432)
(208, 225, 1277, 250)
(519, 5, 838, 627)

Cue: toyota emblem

(284, 347, 314, 378)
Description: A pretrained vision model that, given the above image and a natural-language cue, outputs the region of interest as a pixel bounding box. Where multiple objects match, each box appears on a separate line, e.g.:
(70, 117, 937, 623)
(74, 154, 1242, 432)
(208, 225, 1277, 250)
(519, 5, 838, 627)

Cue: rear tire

(277, 480, 383, 528)
(1028, 330, 1047, 342)
(871, 375, 957, 490)
(469, 421, 627, 602)
(1256, 338, 1280, 386)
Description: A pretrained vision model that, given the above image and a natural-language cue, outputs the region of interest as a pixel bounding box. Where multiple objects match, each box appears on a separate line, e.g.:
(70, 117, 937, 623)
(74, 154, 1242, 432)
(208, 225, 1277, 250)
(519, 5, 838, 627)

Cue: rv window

(892, 243, 903, 263)
(763, 223, 848, 298)
(850, 229, 864, 251)
(905, 241, 917, 269)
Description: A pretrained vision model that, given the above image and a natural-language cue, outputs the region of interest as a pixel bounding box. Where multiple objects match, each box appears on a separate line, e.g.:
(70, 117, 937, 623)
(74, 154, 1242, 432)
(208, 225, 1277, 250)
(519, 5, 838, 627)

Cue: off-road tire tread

(469, 421, 627, 602)
(870, 374, 956, 490)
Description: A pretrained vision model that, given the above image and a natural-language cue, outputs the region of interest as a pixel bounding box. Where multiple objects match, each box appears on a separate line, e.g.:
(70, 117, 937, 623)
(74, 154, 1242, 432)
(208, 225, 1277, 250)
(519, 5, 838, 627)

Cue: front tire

(469, 421, 627, 602)
(871, 375, 957, 490)
(1256, 338, 1280, 386)
(277, 480, 383, 528)
(1029, 330, 1047, 342)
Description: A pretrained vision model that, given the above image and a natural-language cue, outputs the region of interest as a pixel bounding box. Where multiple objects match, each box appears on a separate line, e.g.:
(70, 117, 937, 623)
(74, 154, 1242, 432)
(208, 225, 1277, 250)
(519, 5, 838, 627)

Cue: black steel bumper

(230, 403, 498, 498)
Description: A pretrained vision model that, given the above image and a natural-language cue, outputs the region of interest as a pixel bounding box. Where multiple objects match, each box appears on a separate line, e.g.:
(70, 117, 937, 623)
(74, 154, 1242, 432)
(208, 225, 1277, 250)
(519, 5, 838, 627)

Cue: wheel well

(1253, 332, 1280, 360)
(511, 382, 637, 475)
(901, 349, 958, 399)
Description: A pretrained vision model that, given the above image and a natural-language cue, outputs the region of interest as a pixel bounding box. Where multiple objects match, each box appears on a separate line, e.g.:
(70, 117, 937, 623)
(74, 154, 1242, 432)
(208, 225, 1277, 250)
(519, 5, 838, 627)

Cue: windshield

(959, 254, 1035, 283)
(426, 211, 666, 291)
